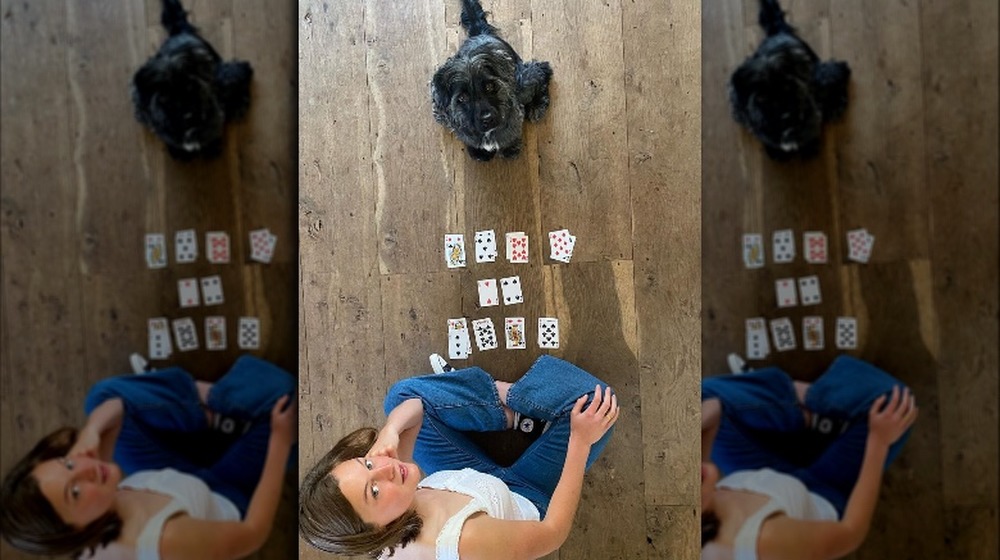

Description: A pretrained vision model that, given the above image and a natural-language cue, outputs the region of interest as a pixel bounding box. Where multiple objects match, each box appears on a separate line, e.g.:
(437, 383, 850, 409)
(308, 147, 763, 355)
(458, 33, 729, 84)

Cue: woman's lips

(401, 464, 407, 483)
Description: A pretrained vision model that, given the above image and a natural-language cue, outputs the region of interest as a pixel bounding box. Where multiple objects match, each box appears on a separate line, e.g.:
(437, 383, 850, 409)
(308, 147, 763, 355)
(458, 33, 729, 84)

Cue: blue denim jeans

(383, 355, 615, 518)
(702, 355, 912, 515)
(84, 355, 295, 515)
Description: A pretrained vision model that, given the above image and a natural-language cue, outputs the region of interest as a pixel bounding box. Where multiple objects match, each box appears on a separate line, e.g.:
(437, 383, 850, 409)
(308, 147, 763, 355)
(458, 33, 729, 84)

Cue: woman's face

(33, 455, 121, 527)
(701, 462, 720, 513)
(333, 455, 420, 527)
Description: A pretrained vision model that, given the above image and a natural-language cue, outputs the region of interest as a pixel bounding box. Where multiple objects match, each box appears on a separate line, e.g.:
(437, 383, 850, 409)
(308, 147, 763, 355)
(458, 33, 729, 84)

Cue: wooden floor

(702, 0, 998, 558)
(298, 0, 700, 558)
(0, 0, 298, 558)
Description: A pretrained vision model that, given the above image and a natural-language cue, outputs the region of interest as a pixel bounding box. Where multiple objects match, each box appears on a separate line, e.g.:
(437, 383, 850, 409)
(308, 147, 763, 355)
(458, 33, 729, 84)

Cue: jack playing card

(472, 318, 498, 351)
(743, 233, 765, 269)
(745, 317, 770, 360)
(802, 316, 824, 350)
(175, 229, 198, 263)
(772, 229, 795, 264)
(770, 317, 796, 352)
(178, 278, 200, 308)
(148, 317, 172, 359)
(447, 318, 471, 359)
(538, 317, 559, 349)
(798, 275, 822, 306)
(477, 278, 500, 307)
(775, 278, 798, 308)
(145, 233, 168, 269)
(506, 232, 529, 264)
(200, 275, 224, 306)
(474, 230, 498, 263)
(205, 316, 227, 350)
(172, 317, 199, 352)
(238, 317, 260, 349)
(444, 234, 467, 269)
(803, 231, 828, 264)
(836, 317, 858, 349)
(206, 231, 230, 264)
(500, 276, 523, 305)
(504, 317, 526, 349)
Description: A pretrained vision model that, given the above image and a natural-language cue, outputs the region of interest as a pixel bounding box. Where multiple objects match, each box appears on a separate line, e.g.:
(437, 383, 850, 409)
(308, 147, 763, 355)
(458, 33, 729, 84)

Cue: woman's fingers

(572, 393, 589, 415)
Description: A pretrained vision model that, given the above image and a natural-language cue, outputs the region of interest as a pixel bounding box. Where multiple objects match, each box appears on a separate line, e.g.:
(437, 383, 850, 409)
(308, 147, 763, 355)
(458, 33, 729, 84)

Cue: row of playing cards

(447, 317, 560, 359)
(745, 316, 857, 358)
(147, 316, 260, 358)
(477, 276, 523, 307)
(445, 230, 527, 268)
(146, 230, 232, 268)
(178, 276, 225, 308)
(744, 230, 830, 268)
(775, 275, 822, 308)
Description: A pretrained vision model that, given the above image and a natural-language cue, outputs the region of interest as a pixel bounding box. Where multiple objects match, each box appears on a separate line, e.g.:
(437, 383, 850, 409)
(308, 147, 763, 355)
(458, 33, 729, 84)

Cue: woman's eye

(70, 485, 80, 500)
(371, 484, 380, 499)
(64, 459, 75, 471)
(364, 460, 373, 470)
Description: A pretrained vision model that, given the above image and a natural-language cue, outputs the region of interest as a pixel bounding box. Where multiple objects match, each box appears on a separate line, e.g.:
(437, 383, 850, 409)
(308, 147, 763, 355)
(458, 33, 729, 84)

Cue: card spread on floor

(772, 229, 795, 263)
(836, 317, 858, 349)
(745, 317, 770, 360)
(798, 275, 822, 306)
(206, 231, 230, 264)
(743, 233, 765, 269)
(477, 278, 499, 307)
(444, 233, 466, 268)
(472, 318, 498, 351)
(506, 232, 529, 263)
(175, 229, 198, 263)
(200, 275, 224, 306)
(474, 230, 498, 263)
(250, 228, 276, 263)
(538, 317, 560, 349)
(770, 317, 796, 352)
(447, 318, 471, 359)
(504, 317, 526, 349)
(238, 317, 260, 349)
(775, 278, 798, 308)
(847, 228, 874, 263)
(145, 233, 168, 269)
(205, 316, 227, 351)
(802, 316, 824, 350)
(500, 275, 523, 305)
(148, 317, 172, 360)
(178, 278, 200, 308)
(549, 229, 576, 263)
(172, 317, 199, 352)
(803, 231, 828, 264)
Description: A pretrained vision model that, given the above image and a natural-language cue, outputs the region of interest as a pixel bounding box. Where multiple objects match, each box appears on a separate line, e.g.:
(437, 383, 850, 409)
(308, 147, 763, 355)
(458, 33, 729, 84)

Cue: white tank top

(119, 469, 241, 560)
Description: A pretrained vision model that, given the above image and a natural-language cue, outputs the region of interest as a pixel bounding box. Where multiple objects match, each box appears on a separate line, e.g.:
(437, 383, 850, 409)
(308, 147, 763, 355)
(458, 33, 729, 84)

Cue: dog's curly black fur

(131, 0, 253, 160)
(729, 0, 850, 160)
(431, 0, 553, 161)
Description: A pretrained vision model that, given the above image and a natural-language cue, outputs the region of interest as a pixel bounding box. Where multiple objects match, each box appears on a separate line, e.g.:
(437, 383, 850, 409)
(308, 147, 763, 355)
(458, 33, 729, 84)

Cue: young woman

(700, 355, 918, 560)
(0, 355, 296, 560)
(299, 355, 621, 560)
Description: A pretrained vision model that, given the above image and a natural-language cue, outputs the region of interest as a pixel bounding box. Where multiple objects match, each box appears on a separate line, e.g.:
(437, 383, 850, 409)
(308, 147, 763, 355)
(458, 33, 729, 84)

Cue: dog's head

(431, 36, 523, 149)
(131, 35, 225, 154)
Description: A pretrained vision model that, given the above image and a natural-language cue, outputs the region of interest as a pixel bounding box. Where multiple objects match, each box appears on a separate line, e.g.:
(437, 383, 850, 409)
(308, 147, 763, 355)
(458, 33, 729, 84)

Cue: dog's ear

(131, 64, 160, 123)
(430, 65, 454, 126)
(728, 64, 756, 123)
(814, 60, 851, 121)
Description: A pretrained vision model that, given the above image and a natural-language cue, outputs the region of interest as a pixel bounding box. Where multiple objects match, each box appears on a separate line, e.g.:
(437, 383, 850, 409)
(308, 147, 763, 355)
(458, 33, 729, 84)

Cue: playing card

(802, 316, 824, 350)
(447, 318, 471, 359)
(205, 316, 227, 351)
(472, 318, 498, 351)
(506, 232, 529, 264)
(500, 276, 523, 305)
(178, 278, 200, 308)
(172, 317, 199, 352)
(770, 317, 796, 352)
(200, 275, 224, 306)
(847, 229, 874, 263)
(238, 317, 260, 349)
(772, 229, 795, 264)
(549, 229, 576, 263)
(148, 317, 172, 360)
(474, 230, 498, 263)
(145, 233, 168, 269)
(206, 231, 230, 264)
(538, 317, 559, 349)
(504, 317, 526, 349)
(798, 275, 822, 306)
(803, 231, 828, 264)
(836, 317, 858, 349)
(477, 278, 500, 308)
(743, 233, 765, 269)
(775, 278, 798, 308)
(250, 228, 275, 263)
(745, 317, 770, 360)
(175, 229, 198, 263)
(444, 234, 467, 269)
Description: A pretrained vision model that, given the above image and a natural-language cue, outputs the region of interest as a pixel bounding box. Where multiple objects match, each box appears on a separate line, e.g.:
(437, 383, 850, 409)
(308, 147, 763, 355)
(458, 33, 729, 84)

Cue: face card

(743, 233, 765, 269)
(474, 230, 498, 263)
(802, 316, 824, 350)
(772, 229, 795, 264)
(205, 316, 227, 351)
(148, 317, 172, 360)
(175, 229, 198, 263)
(178, 278, 200, 308)
(444, 233, 467, 269)
(477, 278, 500, 307)
(836, 317, 858, 349)
(803, 231, 828, 264)
(549, 229, 576, 263)
(238, 317, 260, 349)
(504, 317, 526, 349)
(538, 317, 560, 349)
(172, 317, 199, 352)
(500, 276, 524, 305)
(770, 317, 796, 352)
(798, 275, 822, 306)
(145, 233, 168, 269)
(447, 318, 471, 359)
(775, 278, 798, 308)
(471, 318, 498, 351)
(745, 317, 770, 360)
(206, 231, 231, 264)
(200, 275, 224, 306)
(506, 232, 529, 264)
(250, 228, 273, 263)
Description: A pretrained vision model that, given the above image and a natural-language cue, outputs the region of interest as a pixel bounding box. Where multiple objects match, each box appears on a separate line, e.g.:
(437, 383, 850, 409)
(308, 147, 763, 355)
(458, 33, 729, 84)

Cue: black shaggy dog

(729, 0, 850, 160)
(431, 0, 553, 161)
(131, 0, 253, 160)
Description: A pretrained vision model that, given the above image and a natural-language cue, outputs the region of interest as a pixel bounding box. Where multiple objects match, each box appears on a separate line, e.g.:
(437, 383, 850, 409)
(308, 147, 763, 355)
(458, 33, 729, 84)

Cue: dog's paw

(167, 145, 198, 161)
(525, 96, 550, 122)
(500, 141, 522, 159)
(467, 145, 497, 162)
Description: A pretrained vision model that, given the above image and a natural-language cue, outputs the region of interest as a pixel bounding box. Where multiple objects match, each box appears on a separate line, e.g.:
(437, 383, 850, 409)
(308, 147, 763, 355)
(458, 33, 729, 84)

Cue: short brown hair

(299, 427, 423, 558)
(0, 427, 122, 558)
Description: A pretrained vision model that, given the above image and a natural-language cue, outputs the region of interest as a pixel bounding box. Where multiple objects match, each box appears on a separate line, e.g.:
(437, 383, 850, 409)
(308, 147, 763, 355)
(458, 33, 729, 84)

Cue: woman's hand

(67, 425, 102, 459)
(368, 426, 401, 459)
(570, 385, 620, 446)
(270, 395, 296, 447)
(868, 385, 918, 448)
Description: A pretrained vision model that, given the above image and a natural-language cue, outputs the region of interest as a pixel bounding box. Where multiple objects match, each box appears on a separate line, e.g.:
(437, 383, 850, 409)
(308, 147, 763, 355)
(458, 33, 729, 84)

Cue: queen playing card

(444, 234, 467, 269)
(505, 317, 526, 349)
(743, 233, 765, 269)
(145, 233, 168, 269)
(802, 316, 824, 350)
(205, 316, 227, 350)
